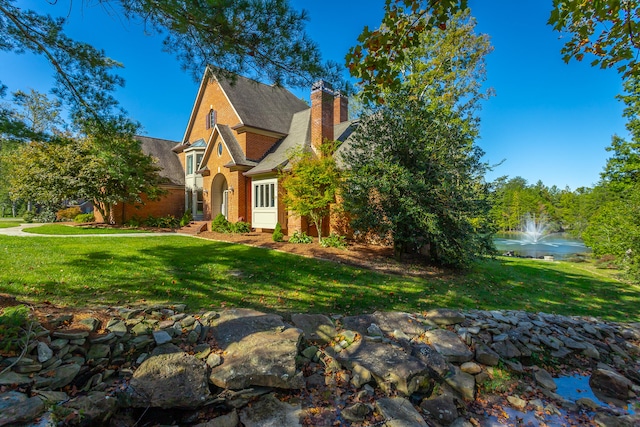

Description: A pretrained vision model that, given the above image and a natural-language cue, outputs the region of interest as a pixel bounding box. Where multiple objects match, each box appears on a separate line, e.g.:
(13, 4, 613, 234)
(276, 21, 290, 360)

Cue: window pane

(270, 183, 275, 207)
(254, 185, 259, 207)
(187, 155, 193, 174)
(196, 190, 204, 215)
(260, 185, 265, 207)
(196, 154, 203, 169)
(265, 185, 270, 209)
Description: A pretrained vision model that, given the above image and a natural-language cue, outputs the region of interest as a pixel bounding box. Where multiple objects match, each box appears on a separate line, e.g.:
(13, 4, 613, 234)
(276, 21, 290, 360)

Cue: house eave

(231, 123, 286, 139)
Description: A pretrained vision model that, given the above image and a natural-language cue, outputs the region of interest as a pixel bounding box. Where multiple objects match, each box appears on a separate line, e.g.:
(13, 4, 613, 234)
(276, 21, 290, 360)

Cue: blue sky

(1, 1, 628, 190)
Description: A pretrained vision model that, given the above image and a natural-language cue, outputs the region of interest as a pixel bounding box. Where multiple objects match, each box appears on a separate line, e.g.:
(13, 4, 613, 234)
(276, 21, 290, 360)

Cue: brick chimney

(334, 92, 348, 125)
(311, 80, 334, 156)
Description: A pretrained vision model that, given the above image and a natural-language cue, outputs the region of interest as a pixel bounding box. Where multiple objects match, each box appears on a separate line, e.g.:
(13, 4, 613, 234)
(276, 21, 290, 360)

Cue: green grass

(0, 235, 638, 322)
(0, 219, 22, 229)
(22, 224, 149, 235)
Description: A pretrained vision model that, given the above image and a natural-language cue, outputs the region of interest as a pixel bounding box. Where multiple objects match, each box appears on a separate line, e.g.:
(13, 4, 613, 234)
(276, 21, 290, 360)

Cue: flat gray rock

(533, 367, 557, 391)
(339, 340, 430, 396)
(375, 397, 428, 427)
(420, 395, 458, 425)
(0, 395, 45, 427)
(239, 393, 302, 427)
(129, 351, 211, 408)
(589, 368, 633, 400)
(343, 312, 426, 337)
(291, 313, 337, 344)
(49, 363, 81, 389)
(209, 328, 304, 389)
(445, 367, 475, 400)
(423, 329, 473, 363)
(210, 308, 285, 349)
(422, 309, 465, 326)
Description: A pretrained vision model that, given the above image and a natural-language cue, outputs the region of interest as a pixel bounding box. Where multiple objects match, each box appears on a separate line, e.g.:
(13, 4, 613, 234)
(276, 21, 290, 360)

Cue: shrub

(229, 221, 251, 233)
(23, 211, 35, 223)
(124, 217, 141, 228)
(144, 215, 179, 229)
(211, 213, 230, 233)
(73, 213, 95, 223)
(180, 209, 193, 227)
(56, 207, 82, 221)
(320, 233, 347, 249)
(272, 223, 284, 242)
(289, 230, 313, 244)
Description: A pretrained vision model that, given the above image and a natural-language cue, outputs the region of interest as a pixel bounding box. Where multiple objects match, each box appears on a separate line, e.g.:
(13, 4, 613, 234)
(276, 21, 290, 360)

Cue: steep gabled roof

(181, 68, 309, 144)
(217, 74, 309, 135)
(136, 136, 185, 186)
(217, 124, 257, 168)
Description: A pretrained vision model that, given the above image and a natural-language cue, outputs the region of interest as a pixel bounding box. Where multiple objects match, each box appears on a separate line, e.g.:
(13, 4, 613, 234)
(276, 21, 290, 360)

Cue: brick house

(171, 67, 356, 234)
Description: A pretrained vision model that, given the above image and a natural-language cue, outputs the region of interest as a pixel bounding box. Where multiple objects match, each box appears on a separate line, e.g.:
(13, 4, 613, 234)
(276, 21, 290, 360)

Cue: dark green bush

(73, 213, 95, 223)
(272, 223, 284, 242)
(145, 215, 179, 229)
(289, 230, 312, 244)
(229, 221, 251, 233)
(212, 213, 230, 233)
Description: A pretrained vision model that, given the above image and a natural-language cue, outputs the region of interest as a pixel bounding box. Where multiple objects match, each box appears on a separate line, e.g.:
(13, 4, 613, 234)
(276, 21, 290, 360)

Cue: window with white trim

(253, 181, 276, 208)
(186, 154, 194, 175)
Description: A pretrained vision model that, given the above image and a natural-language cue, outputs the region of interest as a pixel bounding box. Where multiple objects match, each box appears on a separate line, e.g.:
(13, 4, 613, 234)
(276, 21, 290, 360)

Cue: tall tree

(342, 12, 493, 267)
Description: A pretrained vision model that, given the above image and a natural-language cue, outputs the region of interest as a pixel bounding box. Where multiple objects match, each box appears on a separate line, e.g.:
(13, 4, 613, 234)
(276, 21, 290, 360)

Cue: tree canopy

(342, 11, 493, 267)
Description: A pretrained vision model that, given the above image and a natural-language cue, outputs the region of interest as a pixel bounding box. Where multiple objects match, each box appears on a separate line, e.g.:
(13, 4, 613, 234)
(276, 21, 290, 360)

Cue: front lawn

(22, 224, 150, 235)
(0, 220, 22, 229)
(0, 235, 637, 322)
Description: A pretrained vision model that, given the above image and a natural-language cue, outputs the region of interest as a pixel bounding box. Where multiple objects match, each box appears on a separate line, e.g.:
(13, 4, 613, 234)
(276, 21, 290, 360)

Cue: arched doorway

(211, 173, 229, 219)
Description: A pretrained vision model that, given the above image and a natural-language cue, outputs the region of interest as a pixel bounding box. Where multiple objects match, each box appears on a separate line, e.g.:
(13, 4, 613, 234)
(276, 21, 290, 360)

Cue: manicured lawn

(0, 235, 637, 322)
(23, 224, 150, 235)
(0, 220, 22, 229)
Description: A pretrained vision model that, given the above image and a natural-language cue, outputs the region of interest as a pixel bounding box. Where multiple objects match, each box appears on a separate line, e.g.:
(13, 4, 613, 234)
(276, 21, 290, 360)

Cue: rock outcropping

(0, 306, 639, 426)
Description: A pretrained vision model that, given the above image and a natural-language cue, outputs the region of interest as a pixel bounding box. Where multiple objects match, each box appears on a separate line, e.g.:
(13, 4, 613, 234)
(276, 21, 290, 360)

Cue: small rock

(206, 352, 222, 368)
(506, 395, 527, 410)
(590, 368, 633, 400)
(36, 342, 53, 363)
(420, 395, 458, 425)
(475, 343, 499, 367)
(79, 317, 101, 332)
(460, 362, 482, 375)
(341, 402, 371, 422)
(423, 309, 465, 325)
(376, 397, 428, 427)
(152, 330, 173, 345)
(533, 367, 557, 391)
(445, 367, 475, 400)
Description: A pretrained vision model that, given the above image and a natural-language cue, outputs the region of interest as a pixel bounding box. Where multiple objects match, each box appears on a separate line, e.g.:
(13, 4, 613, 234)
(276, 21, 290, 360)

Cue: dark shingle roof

(136, 136, 185, 186)
(245, 111, 358, 177)
(217, 124, 257, 168)
(216, 74, 309, 135)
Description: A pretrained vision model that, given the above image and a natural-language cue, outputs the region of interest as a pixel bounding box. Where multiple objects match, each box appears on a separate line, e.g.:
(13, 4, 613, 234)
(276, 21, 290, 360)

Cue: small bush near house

(212, 213, 230, 233)
(272, 223, 284, 242)
(180, 209, 193, 227)
(23, 211, 35, 223)
(56, 207, 82, 221)
(145, 215, 180, 229)
(229, 221, 251, 233)
(124, 217, 141, 228)
(73, 213, 95, 223)
(320, 233, 347, 249)
(289, 230, 312, 244)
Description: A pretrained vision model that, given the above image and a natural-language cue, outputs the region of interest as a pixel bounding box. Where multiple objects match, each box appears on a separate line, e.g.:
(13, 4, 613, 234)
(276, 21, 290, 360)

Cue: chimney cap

(312, 80, 334, 93)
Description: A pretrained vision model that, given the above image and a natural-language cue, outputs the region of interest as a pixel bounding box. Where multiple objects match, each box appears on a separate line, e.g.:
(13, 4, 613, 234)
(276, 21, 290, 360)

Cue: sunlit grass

(23, 224, 149, 235)
(0, 220, 22, 229)
(0, 235, 637, 321)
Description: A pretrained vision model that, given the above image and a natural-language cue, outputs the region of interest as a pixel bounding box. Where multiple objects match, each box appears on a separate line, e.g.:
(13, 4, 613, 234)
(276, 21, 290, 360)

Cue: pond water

(494, 233, 591, 260)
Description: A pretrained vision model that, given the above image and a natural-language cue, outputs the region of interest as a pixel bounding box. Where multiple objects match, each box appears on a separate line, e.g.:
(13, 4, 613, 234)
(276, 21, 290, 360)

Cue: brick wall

(93, 187, 185, 224)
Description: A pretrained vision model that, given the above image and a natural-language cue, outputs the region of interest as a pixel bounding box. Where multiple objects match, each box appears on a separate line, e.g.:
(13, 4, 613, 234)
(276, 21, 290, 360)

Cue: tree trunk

(393, 241, 403, 261)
